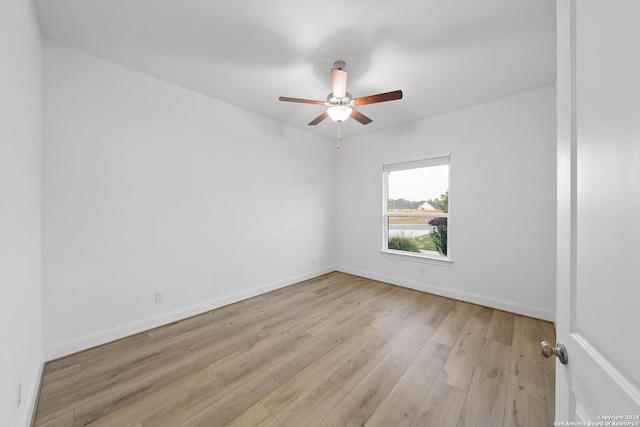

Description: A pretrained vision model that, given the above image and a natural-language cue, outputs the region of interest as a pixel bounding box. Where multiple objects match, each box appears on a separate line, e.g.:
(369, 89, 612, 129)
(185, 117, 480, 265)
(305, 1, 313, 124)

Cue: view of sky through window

(388, 165, 449, 201)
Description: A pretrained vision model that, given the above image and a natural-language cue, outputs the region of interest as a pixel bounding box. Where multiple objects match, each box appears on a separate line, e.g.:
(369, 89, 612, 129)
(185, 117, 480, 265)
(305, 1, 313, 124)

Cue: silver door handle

(541, 341, 569, 365)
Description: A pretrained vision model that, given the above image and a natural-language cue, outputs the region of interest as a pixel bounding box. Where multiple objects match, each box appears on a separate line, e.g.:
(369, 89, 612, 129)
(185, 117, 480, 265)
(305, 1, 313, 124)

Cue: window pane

(387, 216, 448, 257)
(387, 165, 449, 213)
(383, 155, 450, 259)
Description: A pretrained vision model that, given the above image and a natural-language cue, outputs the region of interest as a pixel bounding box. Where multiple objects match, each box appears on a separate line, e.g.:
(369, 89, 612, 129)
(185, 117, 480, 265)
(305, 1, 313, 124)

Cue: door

(555, 0, 640, 422)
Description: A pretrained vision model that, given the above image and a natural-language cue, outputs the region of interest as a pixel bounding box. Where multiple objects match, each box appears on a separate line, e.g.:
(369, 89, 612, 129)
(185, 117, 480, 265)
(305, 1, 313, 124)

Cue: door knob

(541, 341, 569, 365)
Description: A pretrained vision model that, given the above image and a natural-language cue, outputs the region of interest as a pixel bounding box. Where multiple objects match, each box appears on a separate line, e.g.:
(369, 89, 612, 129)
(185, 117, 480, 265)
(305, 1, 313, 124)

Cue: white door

(555, 0, 640, 423)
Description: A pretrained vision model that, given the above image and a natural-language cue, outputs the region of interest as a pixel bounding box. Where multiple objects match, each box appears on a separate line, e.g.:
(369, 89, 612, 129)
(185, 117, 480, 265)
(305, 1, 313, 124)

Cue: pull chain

(336, 122, 342, 149)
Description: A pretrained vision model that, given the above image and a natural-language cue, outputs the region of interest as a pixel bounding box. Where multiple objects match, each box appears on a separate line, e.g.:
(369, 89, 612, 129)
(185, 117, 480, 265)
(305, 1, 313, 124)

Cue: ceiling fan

(279, 61, 403, 128)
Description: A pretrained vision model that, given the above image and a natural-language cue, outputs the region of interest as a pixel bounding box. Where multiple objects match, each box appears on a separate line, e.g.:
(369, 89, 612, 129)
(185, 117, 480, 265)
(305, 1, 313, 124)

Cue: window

(382, 152, 450, 262)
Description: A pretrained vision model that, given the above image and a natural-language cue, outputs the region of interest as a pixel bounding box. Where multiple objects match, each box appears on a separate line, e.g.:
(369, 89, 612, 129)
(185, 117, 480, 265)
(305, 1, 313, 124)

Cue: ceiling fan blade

(350, 109, 372, 125)
(279, 96, 325, 105)
(331, 69, 347, 98)
(354, 90, 403, 106)
(308, 111, 329, 125)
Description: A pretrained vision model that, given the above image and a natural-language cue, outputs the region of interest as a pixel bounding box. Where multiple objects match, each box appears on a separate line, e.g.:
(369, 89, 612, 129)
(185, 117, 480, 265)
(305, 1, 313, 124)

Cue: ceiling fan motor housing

(327, 92, 353, 107)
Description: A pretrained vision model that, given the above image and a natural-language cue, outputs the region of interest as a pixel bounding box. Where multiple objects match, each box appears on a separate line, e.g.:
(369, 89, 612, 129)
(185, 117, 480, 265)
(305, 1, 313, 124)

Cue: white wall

(42, 40, 336, 358)
(336, 86, 556, 320)
(0, 0, 44, 425)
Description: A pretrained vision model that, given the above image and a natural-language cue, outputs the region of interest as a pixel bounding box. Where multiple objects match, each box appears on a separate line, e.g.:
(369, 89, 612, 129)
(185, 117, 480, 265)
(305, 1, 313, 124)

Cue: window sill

(381, 250, 453, 266)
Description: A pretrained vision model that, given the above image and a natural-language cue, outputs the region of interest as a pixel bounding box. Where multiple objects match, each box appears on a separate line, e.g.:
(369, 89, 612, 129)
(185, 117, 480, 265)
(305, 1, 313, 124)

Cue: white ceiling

(35, 0, 556, 141)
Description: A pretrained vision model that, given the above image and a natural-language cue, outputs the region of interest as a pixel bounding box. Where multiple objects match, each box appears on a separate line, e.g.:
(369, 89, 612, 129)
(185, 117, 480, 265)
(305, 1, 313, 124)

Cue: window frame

(381, 152, 452, 265)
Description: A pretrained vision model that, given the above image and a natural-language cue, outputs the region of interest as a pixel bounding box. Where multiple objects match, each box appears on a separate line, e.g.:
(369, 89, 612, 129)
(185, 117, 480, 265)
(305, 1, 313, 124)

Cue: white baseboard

(43, 266, 335, 361)
(43, 264, 555, 360)
(25, 354, 44, 427)
(336, 265, 556, 322)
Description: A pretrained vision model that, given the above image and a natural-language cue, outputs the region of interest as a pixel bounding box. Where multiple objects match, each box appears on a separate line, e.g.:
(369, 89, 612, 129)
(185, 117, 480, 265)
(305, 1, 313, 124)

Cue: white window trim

(381, 151, 452, 264)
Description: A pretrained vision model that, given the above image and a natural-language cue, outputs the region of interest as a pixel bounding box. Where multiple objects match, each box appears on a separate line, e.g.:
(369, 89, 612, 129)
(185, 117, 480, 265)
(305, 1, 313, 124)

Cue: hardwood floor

(33, 272, 555, 426)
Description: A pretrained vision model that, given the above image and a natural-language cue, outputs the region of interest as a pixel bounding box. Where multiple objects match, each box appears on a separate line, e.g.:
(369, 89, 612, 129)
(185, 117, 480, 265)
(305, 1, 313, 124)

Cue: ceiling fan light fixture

(327, 105, 352, 122)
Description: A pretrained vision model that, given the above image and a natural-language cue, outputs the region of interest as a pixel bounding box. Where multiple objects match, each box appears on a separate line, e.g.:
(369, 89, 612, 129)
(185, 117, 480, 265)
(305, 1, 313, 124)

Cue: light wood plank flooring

(34, 272, 555, 426)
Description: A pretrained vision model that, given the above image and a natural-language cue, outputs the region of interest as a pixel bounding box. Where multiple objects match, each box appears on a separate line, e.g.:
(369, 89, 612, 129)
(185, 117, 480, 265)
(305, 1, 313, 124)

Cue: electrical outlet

(420, 267, 426, 276)
(155, 291, 165, 303)
(17, 383, 21, 408)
